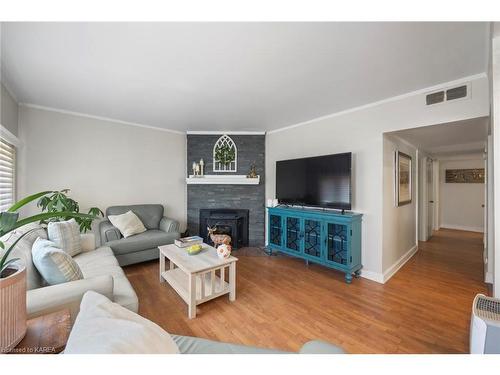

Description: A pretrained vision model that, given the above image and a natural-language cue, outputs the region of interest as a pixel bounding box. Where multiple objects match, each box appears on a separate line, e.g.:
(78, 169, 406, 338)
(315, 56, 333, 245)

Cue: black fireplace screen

(199, 209, 249, 249)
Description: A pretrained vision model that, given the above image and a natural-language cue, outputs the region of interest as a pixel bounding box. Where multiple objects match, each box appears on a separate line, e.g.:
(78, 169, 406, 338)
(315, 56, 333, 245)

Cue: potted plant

(0, 190, 102, 353)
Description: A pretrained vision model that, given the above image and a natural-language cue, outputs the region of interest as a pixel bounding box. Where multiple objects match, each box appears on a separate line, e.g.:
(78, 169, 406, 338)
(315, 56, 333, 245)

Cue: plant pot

(0, 265, 27, 353)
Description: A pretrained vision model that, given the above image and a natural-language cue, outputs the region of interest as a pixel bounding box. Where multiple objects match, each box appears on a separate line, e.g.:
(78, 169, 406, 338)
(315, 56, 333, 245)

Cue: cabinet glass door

(325, 222, 349, 266)
(269, 214, 282, 246)
(285, 216, 302, 253)
(303, 219, 322, 259)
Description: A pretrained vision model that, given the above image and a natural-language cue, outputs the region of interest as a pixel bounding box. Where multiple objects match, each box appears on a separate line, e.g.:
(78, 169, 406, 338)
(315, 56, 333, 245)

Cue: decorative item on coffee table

(0, 190, 101, 353)
(207, 225, 231, 247)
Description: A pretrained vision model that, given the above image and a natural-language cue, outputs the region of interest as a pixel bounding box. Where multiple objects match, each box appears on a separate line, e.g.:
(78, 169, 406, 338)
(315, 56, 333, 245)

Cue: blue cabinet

(267, 206, 362, 283)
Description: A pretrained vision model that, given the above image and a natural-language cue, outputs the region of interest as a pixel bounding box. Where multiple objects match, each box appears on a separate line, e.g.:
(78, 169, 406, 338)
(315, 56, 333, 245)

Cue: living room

(1, 1, 500, 372)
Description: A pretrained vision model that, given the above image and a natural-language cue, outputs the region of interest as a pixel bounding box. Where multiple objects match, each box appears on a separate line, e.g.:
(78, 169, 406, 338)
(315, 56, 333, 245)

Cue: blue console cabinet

(267, 206, 363, 283)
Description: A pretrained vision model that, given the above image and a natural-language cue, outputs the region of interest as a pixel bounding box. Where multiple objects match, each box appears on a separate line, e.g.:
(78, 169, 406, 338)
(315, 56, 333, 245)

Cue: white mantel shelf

(186, 175, 260, 185)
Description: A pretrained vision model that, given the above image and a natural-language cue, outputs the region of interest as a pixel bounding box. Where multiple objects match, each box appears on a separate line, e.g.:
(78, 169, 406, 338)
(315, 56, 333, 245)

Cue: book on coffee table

(174, 236, 203, 248)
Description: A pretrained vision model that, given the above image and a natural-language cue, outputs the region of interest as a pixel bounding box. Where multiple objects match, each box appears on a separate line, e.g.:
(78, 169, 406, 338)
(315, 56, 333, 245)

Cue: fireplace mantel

(186, 175, 260, 185)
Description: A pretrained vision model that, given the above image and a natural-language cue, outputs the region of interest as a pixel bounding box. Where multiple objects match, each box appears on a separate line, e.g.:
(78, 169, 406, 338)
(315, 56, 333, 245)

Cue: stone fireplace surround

(186, 134, 265, 247)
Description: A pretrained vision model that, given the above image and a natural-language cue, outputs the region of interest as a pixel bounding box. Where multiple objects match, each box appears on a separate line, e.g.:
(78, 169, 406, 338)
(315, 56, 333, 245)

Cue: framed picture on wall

(395, 151, 412, 206)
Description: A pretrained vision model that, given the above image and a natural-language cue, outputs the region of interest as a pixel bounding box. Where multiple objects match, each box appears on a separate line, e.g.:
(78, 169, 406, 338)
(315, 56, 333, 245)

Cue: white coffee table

(158, 243, 238, 318)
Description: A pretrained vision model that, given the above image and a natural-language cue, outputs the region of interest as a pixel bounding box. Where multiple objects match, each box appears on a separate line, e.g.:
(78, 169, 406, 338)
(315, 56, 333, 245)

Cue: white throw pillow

(47, 218, 82, 256)
(108, 210, 146, 238)
(32, 238, 84, 285)
(64, 291, 180, 354)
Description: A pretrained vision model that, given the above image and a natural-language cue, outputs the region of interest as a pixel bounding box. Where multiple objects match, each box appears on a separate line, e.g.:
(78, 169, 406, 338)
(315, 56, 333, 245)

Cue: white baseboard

(485, 272, 493, 284)
(382, 244, 419, 283)
(440, 224, 484, 233)
(360, 270, 384, 283)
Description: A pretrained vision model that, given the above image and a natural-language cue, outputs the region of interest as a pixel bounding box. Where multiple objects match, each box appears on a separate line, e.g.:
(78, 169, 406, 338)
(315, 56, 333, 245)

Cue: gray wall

(1, 83, 18, 136)
(187, 134, 265, 246)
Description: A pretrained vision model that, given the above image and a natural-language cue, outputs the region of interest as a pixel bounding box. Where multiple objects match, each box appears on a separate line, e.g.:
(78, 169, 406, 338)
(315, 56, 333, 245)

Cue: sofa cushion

(106, 204, 164, 230)
(108, 210, 146, 238)
(32, 238, 84, 285)
(64, 291, 177, 354)
(74, 247, 138, 312)
(73, 247, 118, 268)
(0, 223, 47, 290)
(105, 229, 178, 255)
(171, 335, 288, 354)
(47, 218, 82, 256)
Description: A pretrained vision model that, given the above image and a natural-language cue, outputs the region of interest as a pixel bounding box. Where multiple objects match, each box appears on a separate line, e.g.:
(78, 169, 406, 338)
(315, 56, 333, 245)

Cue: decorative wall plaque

(445, 168, 485, 183)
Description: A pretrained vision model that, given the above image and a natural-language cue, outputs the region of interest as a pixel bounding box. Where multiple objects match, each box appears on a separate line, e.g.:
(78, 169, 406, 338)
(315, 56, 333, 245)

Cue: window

(0, 137, 16, 212)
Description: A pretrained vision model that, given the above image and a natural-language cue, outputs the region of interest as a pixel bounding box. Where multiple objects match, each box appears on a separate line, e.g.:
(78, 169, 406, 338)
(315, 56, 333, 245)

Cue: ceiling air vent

(446, 85, 468, 101)
(426, 91, 445, 105)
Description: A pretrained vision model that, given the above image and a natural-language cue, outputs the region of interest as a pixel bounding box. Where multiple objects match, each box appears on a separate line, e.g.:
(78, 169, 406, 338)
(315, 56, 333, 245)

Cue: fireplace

(199, 209, 249, 249)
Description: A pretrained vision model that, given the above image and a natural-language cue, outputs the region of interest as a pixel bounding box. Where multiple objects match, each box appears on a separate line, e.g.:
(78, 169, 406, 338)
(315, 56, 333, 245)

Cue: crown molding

(186, 130, 265, 135)
(19, 103, 185, 135)
(267, 73, 488, 135)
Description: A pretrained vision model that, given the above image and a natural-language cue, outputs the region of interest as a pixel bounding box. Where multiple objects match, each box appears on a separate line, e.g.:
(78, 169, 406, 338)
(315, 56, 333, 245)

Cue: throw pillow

(108, 210, 146, 238)
(32, 238, 84, 285)
(64, 291, 180, 354)
(47, 218, 81, 256)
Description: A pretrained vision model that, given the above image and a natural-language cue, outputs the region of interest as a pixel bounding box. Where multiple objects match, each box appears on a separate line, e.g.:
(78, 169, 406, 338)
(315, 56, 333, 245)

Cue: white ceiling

(389, 116, 489, 157)
(1, 22, 490, 132)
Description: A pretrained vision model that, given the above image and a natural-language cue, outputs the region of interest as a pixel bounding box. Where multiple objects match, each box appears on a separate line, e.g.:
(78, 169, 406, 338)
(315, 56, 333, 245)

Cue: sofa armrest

(99, 220, 121, 243)
(80, 233, 96, 252)
(27, 275, 114, 322)
(299, 340, 345, 354)
(159, 217, 180, 233)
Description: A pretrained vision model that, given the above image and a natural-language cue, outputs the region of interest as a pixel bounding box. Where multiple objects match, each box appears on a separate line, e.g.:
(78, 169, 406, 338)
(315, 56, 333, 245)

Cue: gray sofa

(99, 204, 181, 266)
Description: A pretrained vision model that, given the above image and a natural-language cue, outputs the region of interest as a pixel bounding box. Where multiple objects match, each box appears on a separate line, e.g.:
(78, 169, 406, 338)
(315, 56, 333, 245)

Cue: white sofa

(1, 223, 138, 321)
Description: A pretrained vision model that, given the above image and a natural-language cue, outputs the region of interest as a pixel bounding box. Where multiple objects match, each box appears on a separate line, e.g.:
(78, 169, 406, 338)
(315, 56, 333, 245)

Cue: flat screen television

(276, 152, 352, 210)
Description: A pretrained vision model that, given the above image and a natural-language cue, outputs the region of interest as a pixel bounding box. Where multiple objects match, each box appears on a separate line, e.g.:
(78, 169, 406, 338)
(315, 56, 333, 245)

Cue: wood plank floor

(124, 229, 488, 353)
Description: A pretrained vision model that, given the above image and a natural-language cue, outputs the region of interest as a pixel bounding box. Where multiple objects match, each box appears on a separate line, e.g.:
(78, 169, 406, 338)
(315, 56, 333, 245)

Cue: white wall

(266, 74, 489, 281)
(17, 106, 187, 232)
(1, 83, 18, 136)
(439, 155, 485, 232)
(382, 135, 417, 276)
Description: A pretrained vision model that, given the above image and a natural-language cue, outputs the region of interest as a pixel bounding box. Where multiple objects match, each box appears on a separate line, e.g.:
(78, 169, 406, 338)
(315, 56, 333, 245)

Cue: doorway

(386, 116, 490, 284)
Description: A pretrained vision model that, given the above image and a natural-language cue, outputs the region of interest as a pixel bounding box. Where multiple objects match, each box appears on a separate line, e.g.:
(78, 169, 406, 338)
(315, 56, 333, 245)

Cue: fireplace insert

(199, 208, 249, 249)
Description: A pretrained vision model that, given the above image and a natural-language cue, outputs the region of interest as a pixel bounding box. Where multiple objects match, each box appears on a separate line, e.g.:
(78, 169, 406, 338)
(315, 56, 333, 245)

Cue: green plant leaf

(13, 211, 95, 231)
(0, 228, 38, 276)
(7, 191, 55, 212)
(0, 212, 20, 236)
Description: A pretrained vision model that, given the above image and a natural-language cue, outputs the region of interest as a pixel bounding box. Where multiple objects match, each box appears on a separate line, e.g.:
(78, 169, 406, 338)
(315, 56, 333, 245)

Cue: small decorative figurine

(199, 158, 204, 176)
(216, 243, 232, 259)
(247, 163, 258, 178)
(207, 225, 231, 246)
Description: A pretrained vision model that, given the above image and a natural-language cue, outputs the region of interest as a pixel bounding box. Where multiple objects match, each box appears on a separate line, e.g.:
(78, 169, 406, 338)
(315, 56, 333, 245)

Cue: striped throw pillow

(32, 238, 84, 285)
(48, 218, 82, 256)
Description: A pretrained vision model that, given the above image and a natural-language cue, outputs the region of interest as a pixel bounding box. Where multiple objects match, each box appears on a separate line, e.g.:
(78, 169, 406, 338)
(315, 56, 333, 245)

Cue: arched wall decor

(213, 134, 237, 172)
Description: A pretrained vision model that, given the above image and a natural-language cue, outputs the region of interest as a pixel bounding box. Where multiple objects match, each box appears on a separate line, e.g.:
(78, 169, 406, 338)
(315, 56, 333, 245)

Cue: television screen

(276, 152, 352, 210)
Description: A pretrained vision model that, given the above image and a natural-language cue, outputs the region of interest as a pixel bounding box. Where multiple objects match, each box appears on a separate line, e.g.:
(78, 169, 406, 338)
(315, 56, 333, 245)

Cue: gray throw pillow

(32, 238, 84, 285)
(48, 218, 81, 256)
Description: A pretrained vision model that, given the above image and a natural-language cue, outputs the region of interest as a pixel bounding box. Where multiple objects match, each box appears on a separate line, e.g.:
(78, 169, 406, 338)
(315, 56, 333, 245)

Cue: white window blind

(0, 137, 16, 212)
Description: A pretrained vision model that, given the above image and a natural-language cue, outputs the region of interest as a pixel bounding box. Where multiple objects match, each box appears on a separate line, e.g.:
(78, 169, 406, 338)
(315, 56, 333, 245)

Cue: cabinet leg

(354, 270, 361, 278)
(305, 259, 309, 266)
(345, 273, 353, 284)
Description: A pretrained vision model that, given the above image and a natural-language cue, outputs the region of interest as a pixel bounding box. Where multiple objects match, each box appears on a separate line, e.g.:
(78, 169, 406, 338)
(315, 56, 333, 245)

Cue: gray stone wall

(187, 135, 265, 246)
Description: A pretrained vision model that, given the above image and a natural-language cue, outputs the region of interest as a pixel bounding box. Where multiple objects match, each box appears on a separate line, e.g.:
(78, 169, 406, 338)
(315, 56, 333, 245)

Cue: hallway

(125, 229, 488, 353)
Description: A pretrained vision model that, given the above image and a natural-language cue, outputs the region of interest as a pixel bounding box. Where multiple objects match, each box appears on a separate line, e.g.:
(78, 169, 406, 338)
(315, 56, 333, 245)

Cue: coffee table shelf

(161, 268, 230, 304)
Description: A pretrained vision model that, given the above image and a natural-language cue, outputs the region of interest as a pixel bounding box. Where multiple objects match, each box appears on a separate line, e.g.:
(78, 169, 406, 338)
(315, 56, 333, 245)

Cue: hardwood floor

(124, 229, 488, 353)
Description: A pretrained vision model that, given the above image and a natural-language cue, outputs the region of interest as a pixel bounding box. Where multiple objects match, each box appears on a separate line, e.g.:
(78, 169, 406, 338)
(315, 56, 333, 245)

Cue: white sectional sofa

(1, 223, 138, 321)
